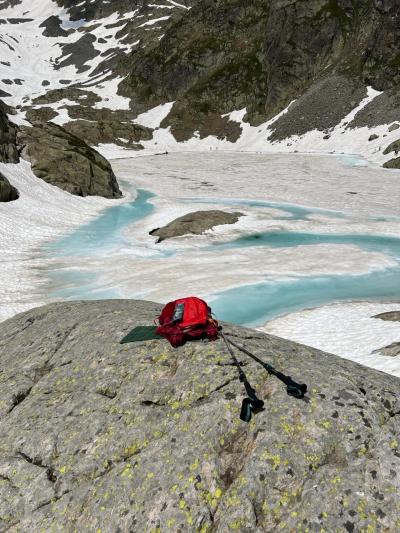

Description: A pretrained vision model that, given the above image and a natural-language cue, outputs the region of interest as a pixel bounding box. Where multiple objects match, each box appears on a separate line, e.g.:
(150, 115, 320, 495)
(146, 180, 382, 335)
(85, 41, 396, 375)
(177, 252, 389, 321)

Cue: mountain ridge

(1, 0, 400, 196)
(1, 0, 399, 168)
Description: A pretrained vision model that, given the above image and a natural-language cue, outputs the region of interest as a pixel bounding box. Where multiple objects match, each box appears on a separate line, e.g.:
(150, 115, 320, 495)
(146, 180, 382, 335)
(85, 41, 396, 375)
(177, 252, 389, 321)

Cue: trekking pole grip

(285, 378, 307, 399)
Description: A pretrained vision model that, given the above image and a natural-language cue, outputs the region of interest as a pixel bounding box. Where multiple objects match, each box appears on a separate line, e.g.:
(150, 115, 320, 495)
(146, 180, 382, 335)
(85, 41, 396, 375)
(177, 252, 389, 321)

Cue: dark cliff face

(0, 100, 19, 163)
(54, 0, 141, 21)
(0, 171, 19, 201)
(54, 0, 196, 22)
(119, 0, 400, 140)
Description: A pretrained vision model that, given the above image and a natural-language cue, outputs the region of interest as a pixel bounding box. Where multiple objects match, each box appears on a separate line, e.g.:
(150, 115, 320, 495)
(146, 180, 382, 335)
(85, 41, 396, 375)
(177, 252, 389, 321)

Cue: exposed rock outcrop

(380, 136, 400, 167)
(383, 157, 400, 169)
(150, 210, 243, 242)
(120, 0, 400, 141)
(0, 300, 399, 532)
(373, 311, 400, 321)
(0, 100, 19, 163)
(17, 122, 122, 198)
(54, 0, 197, 24)
(0, 171, 19, 201)
(39, 15, 70, 38)
(373, 341, 400, 357)
(27, 90, 153, 150)
(63, 112, 153, 150)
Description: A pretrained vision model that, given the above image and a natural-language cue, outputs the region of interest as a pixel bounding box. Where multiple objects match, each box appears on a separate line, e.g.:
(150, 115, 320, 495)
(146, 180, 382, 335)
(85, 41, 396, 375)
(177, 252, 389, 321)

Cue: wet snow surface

(2, 153, 399, 375)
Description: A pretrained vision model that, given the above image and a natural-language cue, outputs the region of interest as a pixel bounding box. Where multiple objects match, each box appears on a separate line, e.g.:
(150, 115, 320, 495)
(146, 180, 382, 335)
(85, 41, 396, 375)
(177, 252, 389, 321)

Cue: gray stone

(0, 299, 399, 532)
(17, 122, 122, 198)
(368, 134, 379, 141)
(388, 123, 399, 132)
(0, 171, 19, 201)
(373, 311, 400, 322)
(150, 210, 243, 242)
(373, 342, 400, 357)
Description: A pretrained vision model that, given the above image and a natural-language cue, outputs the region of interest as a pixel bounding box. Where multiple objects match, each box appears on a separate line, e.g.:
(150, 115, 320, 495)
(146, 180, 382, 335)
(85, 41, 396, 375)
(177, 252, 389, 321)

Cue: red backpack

(156, 296, 219, 347)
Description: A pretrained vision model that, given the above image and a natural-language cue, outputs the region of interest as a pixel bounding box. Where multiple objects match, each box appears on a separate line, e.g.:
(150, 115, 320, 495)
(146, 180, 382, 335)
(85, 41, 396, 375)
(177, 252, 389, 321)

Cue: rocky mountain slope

(1, 0, 400, 166)
(0, 300, 399, 532)
(120, 0, 400, 144)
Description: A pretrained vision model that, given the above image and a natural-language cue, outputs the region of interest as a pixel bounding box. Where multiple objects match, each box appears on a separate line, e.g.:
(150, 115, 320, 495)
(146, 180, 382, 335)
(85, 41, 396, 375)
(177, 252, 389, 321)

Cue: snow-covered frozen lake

(1, 152, 400, 376)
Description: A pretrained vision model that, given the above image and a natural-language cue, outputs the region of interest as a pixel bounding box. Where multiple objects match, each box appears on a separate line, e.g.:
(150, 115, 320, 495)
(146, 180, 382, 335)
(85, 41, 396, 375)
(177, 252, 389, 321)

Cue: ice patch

(138, 16, 171, 27)
(133, 101, 175, 129)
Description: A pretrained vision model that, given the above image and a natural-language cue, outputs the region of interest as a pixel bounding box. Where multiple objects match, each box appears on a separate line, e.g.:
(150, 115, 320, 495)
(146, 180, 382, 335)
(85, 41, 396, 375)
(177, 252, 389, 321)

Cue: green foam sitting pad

(120, 325, 164, 344)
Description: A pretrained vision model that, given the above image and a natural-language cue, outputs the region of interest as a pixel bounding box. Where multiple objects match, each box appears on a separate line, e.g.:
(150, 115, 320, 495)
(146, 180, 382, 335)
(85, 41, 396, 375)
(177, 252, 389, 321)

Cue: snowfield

(2, 152, 399, 378)
(260, 302, 400, 378)
(1, 0, 400, 378)
(0, 160, 132, 321)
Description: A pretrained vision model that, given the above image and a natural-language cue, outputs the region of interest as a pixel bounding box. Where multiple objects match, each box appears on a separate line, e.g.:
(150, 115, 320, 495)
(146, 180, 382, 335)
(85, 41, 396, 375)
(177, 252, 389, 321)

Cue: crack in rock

(33, 489, 71, 513)
(7, 387, 33, 414)
(17, 451, 57, 484)
(196, 378, 238, 403)
(5, 324, 79, 417)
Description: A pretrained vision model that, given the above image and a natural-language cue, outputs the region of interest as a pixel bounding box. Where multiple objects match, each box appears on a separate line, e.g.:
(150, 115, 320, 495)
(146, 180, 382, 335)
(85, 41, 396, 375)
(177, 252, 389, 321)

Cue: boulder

(383, 139, 400, 155)
(0, 171, 19, 202)
(383, 157, 400, 169)
(373, 341, 400, 357)
(17, 122, 122, 198)
(0, 300, 399, 532)
(150, 210, 243, 242)
(373, 311, 400, 322)
(0, 100, 19, 163)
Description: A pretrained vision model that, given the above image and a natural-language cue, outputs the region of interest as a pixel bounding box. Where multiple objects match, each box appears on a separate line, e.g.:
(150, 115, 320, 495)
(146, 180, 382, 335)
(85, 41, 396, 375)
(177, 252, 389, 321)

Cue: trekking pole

(224, 334, 307, 399)
(219, 331, 264, 422)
